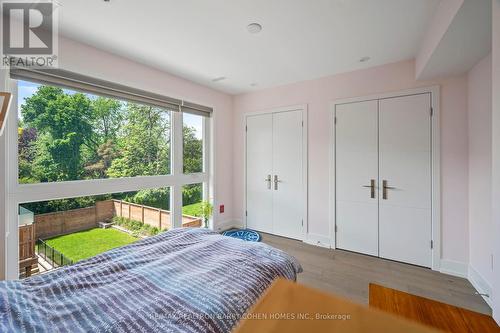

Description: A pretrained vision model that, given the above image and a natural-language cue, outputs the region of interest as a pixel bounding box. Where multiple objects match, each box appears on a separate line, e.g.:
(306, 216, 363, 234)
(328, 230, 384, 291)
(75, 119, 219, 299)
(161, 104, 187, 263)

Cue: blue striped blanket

(0, 228, 302, 332)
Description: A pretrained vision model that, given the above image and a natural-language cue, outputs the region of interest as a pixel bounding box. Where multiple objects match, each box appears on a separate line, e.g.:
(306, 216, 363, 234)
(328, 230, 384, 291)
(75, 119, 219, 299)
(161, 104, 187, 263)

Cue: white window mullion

(202, 116, 211, 228)
(202, 116, 209, 175)
(171, 111, 183, 228)
(10, 175, 178, 203)
(5, 197, 18, 280)
(5, 78, 18, 280)
(8, 80, 18, 195)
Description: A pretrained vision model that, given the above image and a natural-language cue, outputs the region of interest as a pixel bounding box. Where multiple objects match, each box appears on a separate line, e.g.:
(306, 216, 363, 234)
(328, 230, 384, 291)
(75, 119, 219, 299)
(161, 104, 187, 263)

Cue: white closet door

(246, 114, 273, 233)
(336, 101, 379, 256)
(379, 94, 432, 267)
(272, 110, 304, 239)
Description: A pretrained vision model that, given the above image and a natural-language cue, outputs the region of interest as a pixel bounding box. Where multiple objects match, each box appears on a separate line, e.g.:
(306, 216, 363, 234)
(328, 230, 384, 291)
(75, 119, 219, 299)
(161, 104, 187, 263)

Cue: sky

(17, 80, 203, 139)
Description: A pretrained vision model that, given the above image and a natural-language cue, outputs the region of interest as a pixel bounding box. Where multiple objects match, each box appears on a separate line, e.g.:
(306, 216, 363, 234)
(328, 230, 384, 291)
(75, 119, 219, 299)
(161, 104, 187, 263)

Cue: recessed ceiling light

(359, 56, 371, 63)
(247, 23, 262, 34)
(212, 76, 226, 82)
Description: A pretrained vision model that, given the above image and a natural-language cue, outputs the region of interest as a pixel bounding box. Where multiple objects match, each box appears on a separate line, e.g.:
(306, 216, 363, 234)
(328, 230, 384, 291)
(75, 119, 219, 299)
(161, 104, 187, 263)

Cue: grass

(42, 203, 203, 263)
(44, 228, 137, 262)
(182, 202, 202, 217)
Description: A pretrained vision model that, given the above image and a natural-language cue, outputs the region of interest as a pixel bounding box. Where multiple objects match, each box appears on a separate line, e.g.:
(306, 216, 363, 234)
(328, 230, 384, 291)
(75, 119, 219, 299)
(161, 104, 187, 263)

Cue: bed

(0, 228, 302, 332)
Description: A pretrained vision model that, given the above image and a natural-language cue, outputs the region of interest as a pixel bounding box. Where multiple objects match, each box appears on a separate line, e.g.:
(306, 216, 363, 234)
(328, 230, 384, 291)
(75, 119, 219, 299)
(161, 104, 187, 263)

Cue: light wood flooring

(261, 232, 492, 315)
(369, 283, 499, 332)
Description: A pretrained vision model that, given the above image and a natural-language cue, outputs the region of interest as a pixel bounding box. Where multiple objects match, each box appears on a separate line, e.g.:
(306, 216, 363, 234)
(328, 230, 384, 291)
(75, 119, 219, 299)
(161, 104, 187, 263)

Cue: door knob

(362, 179, 376, 198)
(265, 175, 272, 189)
(274, 175, 282, 190)
(382, 180, 397, 200)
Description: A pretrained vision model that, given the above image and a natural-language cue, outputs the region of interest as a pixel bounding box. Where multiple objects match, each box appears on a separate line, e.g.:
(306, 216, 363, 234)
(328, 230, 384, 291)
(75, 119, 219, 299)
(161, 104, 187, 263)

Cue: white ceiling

(57, 0, 440, 94)
(417, 0, 492, 80)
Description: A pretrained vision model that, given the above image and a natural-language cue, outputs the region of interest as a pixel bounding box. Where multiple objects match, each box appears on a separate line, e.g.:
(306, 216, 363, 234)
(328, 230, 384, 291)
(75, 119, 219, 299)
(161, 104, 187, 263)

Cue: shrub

(111, 216, 162, 237)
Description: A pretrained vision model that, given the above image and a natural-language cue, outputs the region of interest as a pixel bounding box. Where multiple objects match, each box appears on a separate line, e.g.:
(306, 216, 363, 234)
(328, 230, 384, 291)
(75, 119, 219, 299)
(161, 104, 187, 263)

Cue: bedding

(0, 228, 302, 333)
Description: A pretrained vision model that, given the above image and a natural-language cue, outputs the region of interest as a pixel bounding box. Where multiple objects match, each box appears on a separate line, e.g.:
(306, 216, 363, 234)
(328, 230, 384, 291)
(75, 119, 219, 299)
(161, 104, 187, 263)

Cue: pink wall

(57, 37, 234, 227)
(233, 59, 469, 264)
(467, 54, 493, 288)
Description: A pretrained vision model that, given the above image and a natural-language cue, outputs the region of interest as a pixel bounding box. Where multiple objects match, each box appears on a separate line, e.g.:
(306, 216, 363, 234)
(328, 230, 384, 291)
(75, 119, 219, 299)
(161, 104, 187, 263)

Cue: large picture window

(18, 80, 172, 184)
(6, 68, 213, 279)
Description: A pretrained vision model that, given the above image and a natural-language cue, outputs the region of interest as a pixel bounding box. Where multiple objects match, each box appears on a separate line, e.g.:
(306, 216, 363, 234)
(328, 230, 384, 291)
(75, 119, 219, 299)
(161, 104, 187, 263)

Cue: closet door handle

(382, 180, 397, 200)
(362, 179, 376, 198)
(274, 175, 282, 190)
(265, 175, 272, 189)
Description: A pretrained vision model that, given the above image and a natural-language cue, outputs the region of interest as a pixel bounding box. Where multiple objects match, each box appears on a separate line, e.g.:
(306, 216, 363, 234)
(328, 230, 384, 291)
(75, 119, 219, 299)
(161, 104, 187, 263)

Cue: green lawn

(44, 228, 138, 262)
(182, 202, 202, 217)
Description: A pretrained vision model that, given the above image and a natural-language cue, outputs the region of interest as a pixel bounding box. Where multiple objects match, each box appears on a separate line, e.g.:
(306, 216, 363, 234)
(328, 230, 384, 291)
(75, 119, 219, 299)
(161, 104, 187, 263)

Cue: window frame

(4, 77, 213, 280)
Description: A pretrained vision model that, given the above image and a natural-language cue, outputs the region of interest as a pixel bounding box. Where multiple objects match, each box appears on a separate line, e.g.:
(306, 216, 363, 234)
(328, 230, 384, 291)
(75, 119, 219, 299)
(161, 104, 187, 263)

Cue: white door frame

(330, 86, 441, 271)
(243, 104, 308, 241)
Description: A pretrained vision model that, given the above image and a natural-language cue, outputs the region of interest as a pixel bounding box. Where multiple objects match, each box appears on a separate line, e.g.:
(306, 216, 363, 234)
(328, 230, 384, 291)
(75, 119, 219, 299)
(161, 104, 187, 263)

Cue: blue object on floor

(223, 229, 261, 242)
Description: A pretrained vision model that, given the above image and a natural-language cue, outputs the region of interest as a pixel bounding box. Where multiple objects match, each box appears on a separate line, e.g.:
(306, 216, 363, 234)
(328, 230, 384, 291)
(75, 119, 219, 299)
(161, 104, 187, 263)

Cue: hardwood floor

(369, 284, 499, 332)
(260, 232, 492, 315)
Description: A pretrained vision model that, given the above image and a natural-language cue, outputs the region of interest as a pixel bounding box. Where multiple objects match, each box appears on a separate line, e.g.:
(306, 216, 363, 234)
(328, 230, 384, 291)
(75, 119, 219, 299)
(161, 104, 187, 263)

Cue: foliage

(18, 127, 38, 183)
(91, 97, 123, 142)
(199, 201, 213, 228)
(183, 125, 203, 173)
(106, 104, 171, 178)
(182, 183, 202, 207)
(126, 188, 171, 210)
(43, 228, 137, 262)
(22, 194, 112, 215)
(84, 140, 119, 179)
(18, 83, 204, 213)
(21, 86, 95, 181)
(112, 216, 161, 237)
(182, 201, 212, 227)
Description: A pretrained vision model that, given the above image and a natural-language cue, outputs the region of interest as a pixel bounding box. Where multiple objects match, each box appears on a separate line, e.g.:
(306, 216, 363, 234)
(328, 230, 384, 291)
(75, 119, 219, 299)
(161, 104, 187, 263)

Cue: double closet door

(246, 109, 304, 240)
(335, 93, 432, 267)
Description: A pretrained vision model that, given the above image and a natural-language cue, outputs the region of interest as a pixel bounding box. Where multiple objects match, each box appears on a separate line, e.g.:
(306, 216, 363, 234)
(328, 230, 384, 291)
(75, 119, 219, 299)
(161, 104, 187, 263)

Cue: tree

(91, 97, 123, 142)
(183, 125, 203, 174)
(21, 86, 94, 181)
(18, 127, 38, 183)
(127, 188, 171, 210)
(107, 103, 170, 178)
(182, 183, 202, 206)
(84, 139, 118, 179)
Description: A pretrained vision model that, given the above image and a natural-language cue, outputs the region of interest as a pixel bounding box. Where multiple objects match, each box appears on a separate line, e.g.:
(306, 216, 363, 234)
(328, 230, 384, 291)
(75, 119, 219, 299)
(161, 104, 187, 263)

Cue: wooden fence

(34, 200, 202, 239)
(19, 224, 35, 261)
(112, 200, 202, 229)
(19, 224, 38, 278)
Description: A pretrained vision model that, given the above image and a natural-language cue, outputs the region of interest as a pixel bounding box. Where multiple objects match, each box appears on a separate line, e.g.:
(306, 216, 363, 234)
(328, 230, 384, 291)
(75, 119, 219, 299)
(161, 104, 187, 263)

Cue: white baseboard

(303, 233, 331, 248)
(468, 265, 493, 308)
(439, 259, 468, 278)
(214, 219, 243, 232)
